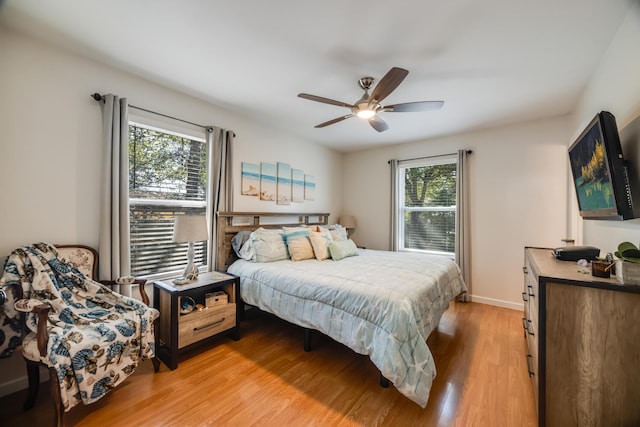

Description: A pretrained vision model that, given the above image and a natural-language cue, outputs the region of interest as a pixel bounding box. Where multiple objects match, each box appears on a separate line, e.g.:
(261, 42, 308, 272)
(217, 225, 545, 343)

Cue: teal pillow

(328, 239, 359, 261)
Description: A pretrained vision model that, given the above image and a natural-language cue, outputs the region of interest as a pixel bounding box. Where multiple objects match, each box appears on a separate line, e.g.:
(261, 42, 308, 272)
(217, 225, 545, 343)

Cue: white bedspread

(228, 249, 467, 407)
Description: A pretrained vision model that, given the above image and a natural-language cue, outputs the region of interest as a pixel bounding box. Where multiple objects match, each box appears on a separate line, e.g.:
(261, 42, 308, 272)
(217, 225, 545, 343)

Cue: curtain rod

(387, 150, 472, 164)
(91, 93, 215, 133)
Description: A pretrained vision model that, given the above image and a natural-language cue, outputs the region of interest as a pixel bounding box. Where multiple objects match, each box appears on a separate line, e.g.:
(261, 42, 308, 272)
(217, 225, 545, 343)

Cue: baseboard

(0, 374, 27, 398)
(467, 294, 524, 311)
(0, 361, 48, 398)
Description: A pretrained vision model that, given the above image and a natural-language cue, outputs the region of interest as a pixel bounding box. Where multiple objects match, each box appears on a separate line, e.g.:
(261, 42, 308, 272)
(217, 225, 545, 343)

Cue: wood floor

(0, 302, 537, 426)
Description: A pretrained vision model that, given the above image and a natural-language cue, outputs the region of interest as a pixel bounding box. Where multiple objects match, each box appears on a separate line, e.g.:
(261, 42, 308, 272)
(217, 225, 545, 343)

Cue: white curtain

(389, 159, 399, 251)
(98, 95, 131, 295)
(455, 149, 471, 302)
(208, 127, 234, 270)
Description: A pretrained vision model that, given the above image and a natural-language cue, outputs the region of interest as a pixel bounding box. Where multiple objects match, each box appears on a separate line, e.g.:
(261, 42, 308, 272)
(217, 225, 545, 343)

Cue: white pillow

(319, 224, 348, 241)
(232, 231, 253, 259)
(237, 239, 255, 261)
(251, 228, 289, 263)
(308, 229, 334, 260)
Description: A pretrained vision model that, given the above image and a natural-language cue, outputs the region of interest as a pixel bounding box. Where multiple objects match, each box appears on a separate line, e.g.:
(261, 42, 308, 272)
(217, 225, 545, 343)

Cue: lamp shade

(339, 215, 356, 229)
(172, 215, 208, 243)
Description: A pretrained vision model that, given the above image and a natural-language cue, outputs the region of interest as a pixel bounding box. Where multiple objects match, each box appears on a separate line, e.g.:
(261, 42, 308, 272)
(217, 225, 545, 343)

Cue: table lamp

(172, 214, 208, 281)
(339, 215, 356, 237)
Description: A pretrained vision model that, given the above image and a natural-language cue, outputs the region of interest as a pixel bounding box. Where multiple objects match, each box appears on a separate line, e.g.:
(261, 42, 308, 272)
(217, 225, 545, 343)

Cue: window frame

(127, 112, 211, 280)
(396, 154, 458, 257)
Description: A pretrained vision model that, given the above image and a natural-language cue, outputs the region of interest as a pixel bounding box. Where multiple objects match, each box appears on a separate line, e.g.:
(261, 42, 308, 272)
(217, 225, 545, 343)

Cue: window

(128, 121, 209, 277)
(397, 155, 457, 255)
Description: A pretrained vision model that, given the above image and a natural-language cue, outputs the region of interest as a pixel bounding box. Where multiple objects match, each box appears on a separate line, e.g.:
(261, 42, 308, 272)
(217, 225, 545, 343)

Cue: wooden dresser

(523, 247, 640, 427)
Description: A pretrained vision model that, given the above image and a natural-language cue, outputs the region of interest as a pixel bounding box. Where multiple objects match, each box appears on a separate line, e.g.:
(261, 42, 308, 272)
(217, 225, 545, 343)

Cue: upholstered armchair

(0, 243, 160, 427)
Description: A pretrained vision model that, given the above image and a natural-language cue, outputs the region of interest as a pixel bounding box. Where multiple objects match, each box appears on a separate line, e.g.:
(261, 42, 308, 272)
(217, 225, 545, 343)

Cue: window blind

(128, 124, 208, 277)
(399, 159, 457, 254)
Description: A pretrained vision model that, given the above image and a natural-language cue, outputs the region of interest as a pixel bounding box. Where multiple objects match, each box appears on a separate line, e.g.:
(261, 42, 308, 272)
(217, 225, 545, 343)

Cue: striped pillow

(282, 227, 315, 261)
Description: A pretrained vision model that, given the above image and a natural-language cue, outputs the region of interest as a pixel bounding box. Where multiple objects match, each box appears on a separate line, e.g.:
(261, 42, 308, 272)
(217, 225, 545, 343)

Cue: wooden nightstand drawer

(178, 303, 236, 348)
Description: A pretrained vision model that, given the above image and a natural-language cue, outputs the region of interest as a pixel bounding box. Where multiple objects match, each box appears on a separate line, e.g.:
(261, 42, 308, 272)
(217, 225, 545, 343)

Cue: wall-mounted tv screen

(568, 111, 634, 220)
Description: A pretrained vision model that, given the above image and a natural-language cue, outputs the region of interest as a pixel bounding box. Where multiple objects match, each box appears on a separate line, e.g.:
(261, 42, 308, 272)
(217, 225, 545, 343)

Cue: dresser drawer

(526, 328, 538, 371)
(526, 349, 539, 416)
(526, 269, 539, 325)
(178, 304, 236, 348)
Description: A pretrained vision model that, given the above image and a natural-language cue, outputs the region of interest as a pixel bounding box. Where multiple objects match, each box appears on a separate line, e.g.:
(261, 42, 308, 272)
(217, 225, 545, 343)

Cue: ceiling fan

(298, 67, 444, 132)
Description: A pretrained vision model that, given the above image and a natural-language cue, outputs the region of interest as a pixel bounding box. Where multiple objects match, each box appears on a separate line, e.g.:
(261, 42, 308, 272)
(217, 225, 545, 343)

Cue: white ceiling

(0, 0, 635, 152)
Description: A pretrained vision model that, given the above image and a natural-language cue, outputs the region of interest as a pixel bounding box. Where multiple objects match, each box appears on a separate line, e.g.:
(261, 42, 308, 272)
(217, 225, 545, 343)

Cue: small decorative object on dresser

(552, 245, 600, 261)
(614, 241, 640, 284)
(590, 260, 611, 278)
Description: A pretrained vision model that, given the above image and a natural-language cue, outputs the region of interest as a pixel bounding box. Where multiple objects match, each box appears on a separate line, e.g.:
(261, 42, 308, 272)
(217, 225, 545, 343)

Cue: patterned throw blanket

(0, 243, 158, 411)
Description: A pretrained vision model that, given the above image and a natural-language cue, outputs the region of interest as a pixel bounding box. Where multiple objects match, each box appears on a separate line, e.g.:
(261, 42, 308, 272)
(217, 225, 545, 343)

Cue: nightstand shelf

(153, 271, 240, 370)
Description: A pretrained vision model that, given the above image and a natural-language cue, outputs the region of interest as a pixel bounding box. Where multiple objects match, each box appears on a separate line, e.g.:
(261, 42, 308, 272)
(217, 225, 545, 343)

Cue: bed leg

(380, 373, 390, 388)
(304, 328, 312, 352)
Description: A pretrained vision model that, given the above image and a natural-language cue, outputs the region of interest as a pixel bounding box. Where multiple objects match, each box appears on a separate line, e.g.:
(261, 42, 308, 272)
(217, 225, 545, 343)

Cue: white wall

(0, 26, 343, 258)
(0, 26, 342, 396)
(344, 116, 573, 309)
(572, 1, 640, 254)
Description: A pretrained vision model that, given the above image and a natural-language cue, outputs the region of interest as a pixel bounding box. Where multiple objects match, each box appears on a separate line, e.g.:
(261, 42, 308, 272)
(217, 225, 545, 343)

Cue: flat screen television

(568, 111, 634, 220)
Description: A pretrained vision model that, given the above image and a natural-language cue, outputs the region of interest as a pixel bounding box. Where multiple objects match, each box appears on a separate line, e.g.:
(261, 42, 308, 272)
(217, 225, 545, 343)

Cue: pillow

(237, 238, 255, 261)
(251, 228, 289, 263)
(319, 224, 348, 241)
(282, 226, 315, 261)
(308, 229, 334, 261)
(231, 231, 253, 258)
(328, 239, 359, 261)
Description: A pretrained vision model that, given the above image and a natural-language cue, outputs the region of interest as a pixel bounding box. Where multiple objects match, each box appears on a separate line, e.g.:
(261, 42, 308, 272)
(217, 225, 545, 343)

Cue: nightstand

(153, 271, 240, 370)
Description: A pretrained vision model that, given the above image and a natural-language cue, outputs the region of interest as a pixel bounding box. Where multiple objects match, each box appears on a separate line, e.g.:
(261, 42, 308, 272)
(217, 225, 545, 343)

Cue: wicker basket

(205, 290, 228, 307)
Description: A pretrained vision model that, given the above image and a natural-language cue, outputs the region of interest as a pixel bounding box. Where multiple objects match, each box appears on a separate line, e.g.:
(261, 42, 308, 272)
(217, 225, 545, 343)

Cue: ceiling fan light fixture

(356, 108, 376, 119)
(355, 101, 377, 119)
(298, 67, 443, 132)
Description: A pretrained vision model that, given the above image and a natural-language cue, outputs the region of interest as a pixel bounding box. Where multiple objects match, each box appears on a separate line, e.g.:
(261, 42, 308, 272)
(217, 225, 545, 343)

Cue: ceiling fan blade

(298, 93, 354, 108)
(315, 114, 354, 128)
(369, 67, 409, 103)
(368, 115, 389, 132)
(384, 100, 444, 112)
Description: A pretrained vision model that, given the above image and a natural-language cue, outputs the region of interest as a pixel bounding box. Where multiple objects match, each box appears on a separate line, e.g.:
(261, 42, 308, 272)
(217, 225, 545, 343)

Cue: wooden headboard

(216, 211, 329, 271)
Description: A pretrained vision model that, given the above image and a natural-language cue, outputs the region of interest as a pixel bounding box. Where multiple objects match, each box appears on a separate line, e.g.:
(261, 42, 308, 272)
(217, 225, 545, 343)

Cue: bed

(216, 212, 467, 408)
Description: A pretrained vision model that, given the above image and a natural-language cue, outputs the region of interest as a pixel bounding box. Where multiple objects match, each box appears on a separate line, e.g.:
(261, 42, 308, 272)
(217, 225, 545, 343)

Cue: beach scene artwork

(292, 169, 304, 203)
(304, 174, 315, 200)
(241, 162, 260, 196)
(243, 160, 315, 203)
(260, 162, 277, 201)
(277, 162, 292, 205)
